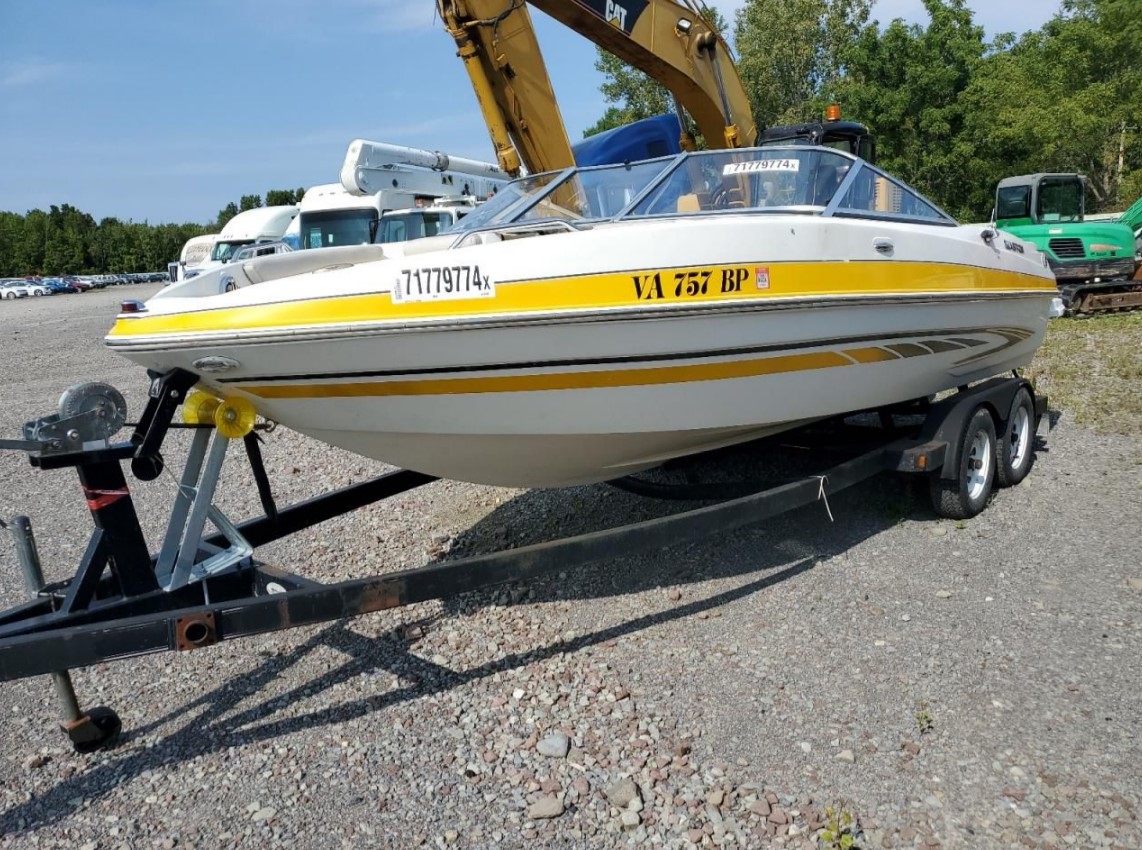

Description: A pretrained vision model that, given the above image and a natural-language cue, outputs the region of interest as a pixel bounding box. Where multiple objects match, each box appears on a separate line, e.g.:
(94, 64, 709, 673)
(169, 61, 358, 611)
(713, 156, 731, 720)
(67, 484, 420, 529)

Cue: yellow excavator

(436, 0, 758, 177)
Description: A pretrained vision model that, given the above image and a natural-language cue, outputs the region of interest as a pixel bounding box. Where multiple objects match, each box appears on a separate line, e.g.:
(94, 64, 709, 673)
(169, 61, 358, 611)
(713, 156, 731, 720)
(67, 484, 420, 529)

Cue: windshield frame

(824, 160, 957, 227)
(514, 155, 681, 225)
(447, 155, 679, 239)
(444, 168, 577, 236)
(447, 145, 958, 241)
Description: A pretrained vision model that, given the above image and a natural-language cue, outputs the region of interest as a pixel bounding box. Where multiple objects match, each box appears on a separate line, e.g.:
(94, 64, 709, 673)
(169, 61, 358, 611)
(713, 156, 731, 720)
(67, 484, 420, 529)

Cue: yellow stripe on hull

(239, 328, 1035, 400)
(243, 349, 859, 399)
(108, 261, 1055, 340)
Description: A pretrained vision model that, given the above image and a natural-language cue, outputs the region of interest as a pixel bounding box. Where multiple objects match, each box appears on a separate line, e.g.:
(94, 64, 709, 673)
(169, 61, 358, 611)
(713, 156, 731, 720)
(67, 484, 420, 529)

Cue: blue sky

(1, 0, 1059, 224)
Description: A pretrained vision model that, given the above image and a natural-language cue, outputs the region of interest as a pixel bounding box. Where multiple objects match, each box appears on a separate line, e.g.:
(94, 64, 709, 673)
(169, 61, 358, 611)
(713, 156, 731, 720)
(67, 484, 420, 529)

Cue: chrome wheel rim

(1008, 406, 1031, 471)
(966, 429, 992, 501)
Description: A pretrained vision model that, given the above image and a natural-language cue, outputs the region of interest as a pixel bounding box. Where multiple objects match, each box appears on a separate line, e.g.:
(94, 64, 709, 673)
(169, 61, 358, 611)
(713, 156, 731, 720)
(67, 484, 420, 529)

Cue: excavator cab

(759, 106, 875, 163)
(994, 174, 1085, 227)
(759, 120, 875, 163)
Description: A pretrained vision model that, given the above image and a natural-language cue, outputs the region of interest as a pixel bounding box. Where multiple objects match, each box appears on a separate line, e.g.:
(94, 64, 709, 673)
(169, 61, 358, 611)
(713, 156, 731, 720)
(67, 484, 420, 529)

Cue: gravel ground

(0, 287, 1139, 850)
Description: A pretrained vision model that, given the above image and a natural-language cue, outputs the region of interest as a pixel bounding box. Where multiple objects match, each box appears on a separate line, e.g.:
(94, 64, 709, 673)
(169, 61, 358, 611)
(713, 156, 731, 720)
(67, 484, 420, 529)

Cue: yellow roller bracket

(214, 397, 257, 438)
(182, 390, 220, 425)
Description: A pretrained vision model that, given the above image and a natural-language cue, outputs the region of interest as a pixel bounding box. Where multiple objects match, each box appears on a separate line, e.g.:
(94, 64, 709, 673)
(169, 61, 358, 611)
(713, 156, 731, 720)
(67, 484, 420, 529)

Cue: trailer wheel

(996, 387, 1035, 488)
(930, 406, 996, 519)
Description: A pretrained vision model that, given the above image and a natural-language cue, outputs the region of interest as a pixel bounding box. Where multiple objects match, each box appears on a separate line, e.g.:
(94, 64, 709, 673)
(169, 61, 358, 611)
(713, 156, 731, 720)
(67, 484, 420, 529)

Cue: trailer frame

(0, 368, 1047, 751)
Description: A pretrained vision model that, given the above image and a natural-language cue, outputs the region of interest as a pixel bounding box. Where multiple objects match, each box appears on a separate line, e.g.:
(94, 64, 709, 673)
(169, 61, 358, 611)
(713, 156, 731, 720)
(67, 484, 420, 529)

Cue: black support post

(77, 461, 159, 597)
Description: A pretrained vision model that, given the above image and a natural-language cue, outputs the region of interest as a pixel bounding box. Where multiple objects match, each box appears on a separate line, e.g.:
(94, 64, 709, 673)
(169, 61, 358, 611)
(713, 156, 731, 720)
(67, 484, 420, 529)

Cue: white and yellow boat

(107, 147, 1059, 487)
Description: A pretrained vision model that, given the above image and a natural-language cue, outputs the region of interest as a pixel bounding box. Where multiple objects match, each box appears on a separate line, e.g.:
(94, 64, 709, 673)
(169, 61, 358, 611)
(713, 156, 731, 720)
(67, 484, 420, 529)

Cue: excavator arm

(437, 1, 576, 177)
(438, 0, 756, 177)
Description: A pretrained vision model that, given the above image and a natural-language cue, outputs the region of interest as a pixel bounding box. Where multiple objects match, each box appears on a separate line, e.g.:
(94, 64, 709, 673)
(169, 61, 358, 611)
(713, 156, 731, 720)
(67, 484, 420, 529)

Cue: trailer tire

(929, 406, 996, 519)
(996, 387, 1035, 488)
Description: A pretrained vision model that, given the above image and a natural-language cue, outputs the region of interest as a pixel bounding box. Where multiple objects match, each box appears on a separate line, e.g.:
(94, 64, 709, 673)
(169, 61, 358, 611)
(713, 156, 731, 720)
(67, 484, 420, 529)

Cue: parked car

(43, 279, 80, 294)
(1, 281, 32, 299)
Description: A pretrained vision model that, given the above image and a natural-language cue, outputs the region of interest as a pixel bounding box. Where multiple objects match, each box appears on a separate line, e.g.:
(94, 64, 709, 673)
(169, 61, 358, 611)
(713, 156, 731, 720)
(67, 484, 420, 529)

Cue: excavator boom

(438, 0, 756, 177)
(437, 1, 576, 176)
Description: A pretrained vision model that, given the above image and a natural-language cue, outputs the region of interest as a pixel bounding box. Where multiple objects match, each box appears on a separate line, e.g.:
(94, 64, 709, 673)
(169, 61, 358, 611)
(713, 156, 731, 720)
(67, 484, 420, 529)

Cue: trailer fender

(917, 378, 1040, 480)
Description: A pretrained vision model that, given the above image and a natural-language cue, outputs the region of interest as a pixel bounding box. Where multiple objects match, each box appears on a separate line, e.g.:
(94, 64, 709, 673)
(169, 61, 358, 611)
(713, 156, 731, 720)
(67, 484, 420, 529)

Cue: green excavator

(994, 173, 1142, 315)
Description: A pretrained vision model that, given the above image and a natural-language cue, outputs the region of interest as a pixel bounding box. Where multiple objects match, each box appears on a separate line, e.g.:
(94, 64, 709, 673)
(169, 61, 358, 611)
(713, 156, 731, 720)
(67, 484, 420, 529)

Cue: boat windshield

(514, 158, 675, 223)
(447, 157, 675, 233)
(446, 146, 953, 236)
(626, 148, 854, 217)
(445, 171, 567, 233)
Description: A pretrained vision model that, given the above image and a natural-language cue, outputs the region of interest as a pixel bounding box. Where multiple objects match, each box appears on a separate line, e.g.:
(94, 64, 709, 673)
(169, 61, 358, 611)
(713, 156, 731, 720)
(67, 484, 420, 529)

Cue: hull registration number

(392, 265, 495, 304)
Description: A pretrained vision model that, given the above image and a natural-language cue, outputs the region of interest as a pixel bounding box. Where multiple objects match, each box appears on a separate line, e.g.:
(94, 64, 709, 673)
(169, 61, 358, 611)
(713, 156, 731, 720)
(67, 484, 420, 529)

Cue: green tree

(15, 209, 48, 275)
(238, 194, 263, 212)
(0, 204, 212, 275)
(43, 204, 95, 273)
(265, 188, 300, 206)
(835, 0, 986, 218)
(216, 202, 239, 230)
(0, 212, 23, 277)
(734, 0, 872, 126)
(959, 0, 1141, 216)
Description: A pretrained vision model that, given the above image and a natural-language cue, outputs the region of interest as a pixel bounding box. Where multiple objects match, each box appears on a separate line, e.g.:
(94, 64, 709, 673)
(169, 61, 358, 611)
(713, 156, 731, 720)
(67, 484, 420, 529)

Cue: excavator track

(1063, 279, 1142, 316)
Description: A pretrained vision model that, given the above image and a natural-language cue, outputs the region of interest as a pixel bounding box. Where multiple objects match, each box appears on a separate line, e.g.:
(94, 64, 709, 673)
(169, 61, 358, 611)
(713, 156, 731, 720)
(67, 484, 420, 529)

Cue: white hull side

(118, 296, 1049, 487)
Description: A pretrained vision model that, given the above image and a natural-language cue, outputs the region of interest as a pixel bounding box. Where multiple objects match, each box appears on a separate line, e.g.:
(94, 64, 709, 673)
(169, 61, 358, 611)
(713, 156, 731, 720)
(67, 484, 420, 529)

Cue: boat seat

(671, 193, 708, 212)
(240, 244, 390, 284)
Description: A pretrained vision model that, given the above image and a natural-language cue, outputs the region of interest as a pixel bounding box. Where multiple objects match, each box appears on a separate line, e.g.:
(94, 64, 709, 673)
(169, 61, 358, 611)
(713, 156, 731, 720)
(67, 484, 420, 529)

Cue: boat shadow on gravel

(434, 438, 931, 615)
(0, 440, 950, 834)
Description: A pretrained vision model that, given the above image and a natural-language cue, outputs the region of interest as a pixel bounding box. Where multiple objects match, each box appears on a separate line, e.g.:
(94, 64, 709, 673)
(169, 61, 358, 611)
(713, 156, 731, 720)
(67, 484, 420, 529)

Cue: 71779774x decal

(392, 265, 494, 304)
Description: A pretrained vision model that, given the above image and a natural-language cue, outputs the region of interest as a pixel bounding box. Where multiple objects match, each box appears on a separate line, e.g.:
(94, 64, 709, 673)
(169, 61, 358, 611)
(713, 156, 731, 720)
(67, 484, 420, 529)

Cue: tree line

(587, 0, 1140, 221)
(0, 189, 306, 278)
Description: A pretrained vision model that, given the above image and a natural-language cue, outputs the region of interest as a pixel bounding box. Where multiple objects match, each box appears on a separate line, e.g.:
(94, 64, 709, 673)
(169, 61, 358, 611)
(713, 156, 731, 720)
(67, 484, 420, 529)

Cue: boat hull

(112, 292, 1050, 487)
